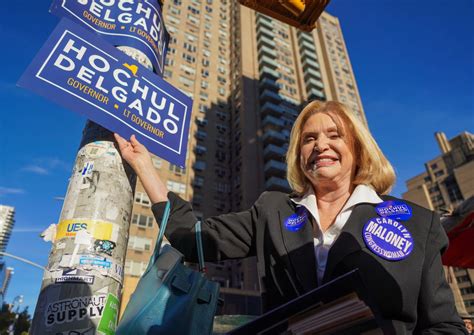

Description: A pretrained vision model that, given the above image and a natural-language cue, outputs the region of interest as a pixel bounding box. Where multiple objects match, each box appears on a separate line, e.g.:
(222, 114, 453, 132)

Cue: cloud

(21, 157, 72, 175)
(12, 227, 44, 233)
(0, 187, 25, 196)
(22, 165, 49, 175)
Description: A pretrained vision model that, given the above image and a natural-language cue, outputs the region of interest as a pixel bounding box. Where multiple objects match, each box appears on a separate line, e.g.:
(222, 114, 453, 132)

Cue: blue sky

(0, 0, 473, 315)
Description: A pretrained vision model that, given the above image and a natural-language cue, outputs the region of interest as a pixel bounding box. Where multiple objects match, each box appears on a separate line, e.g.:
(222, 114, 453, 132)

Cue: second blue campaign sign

(50, 0, 169, 75)
(18, 19, 192, 167)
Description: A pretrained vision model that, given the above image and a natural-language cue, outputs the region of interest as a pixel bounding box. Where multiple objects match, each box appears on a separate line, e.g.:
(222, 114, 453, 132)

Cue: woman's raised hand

(114, 133, 153, 174)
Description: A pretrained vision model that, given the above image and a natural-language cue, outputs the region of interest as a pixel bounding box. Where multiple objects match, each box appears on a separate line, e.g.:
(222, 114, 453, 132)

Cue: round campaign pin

(376, 200, 412, 221)
(284, 207, 308, 232)
(362, 217, 414, 261)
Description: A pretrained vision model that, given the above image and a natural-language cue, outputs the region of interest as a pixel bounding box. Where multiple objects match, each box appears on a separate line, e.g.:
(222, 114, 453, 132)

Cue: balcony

(257, 34, 276, 49)
(256, 25, 274, 40)
(256, 16, 273, 30)
(259, 66, 280, 80)
(264, 160, 287, 177)
(300, 49, 318, 63)
(303, 67, 322, 81)
(262, 129, 289, 146)
(265, 176, 291, 192)
(260, 89, 282, 104)
(259, 55, 278, 69)
(262, 115, 285, 130)
(307, 87, 325, 100)
(263, 144, 287, 160)
(298, 32, 313, 44)
(300, 39, 316, 52)
(259, 77, 280, 91)
(260, 101, 283, 118)
(302, 57, 320, 70)
(306, 78, 324, 90)
(258, 45, 278, 58)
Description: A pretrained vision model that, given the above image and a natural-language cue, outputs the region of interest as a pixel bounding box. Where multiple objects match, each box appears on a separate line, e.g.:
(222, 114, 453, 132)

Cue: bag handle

(195, 220, 206, 273)
(146, 200, 206, 273)
(145, 200, 171, 273)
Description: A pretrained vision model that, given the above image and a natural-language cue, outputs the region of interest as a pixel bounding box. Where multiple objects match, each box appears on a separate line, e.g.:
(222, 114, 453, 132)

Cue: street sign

(50, 0, 169, 75)
(18, 19, 192, 167)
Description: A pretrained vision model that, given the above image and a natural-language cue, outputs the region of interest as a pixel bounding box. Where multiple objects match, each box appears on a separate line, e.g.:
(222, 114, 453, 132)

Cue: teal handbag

(117, 201, 220, 335)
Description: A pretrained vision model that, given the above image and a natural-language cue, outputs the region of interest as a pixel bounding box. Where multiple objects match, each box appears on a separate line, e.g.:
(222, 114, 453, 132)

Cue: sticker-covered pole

(30, 22, 161, 335)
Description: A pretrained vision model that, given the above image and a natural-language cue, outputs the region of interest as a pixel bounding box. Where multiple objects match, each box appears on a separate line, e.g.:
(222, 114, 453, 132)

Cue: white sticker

(41, 224, 57, 243)
(81, 161, 94, 176)
(56, 242, 66, 250)
(74, 229, 92, 245)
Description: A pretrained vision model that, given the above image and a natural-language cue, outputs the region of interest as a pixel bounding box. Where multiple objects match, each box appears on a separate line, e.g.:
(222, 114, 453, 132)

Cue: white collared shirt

(291, 184, 383, 284)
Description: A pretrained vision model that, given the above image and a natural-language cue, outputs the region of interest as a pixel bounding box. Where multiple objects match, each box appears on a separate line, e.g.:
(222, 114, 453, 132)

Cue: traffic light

(238, 0, 330, 31)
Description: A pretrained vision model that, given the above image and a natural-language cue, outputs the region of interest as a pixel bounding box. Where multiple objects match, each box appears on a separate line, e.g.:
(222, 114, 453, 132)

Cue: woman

(115, 101, 466, 333)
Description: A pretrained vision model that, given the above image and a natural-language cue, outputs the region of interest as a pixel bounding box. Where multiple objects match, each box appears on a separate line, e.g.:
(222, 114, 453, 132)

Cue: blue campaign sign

(50, 0, 169, 75)
(18, 19, 192, 167)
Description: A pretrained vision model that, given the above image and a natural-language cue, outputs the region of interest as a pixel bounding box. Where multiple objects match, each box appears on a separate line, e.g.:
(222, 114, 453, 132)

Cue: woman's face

(299, 113, 355, 188)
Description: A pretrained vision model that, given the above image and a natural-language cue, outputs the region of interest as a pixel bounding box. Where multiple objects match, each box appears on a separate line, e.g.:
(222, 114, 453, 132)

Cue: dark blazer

(152, 191, 467, 334)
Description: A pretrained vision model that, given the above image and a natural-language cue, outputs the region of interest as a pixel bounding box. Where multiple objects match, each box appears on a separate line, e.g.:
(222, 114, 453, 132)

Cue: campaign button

(376, 200, 412, 221)
(362, 217, 413, 261)
(284, 207, 308, 232)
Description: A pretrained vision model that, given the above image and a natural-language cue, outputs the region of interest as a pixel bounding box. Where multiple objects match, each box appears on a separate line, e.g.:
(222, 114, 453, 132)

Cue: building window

(196, 117, 208, 126)
(169, 164, 185, 175)
(187, 5, 200, 15)
(461, 287, 474, 295)
(199, 104, 207, 113)
(196, 130, 207, 140)
(182, 53, 196, 64)
(167, 180, 186, 194)
(180, 64, 196, 76)
(132, 214, 154, 228)
(194, 145, 207, 155)
(444, 178, 464, 203)
(125, 260, 148, 277)
(192, 193, 203, 207)
(457, 275, 470, 283)
(193, 176, 204, 188)
(163, 70, 172, 78)
(187, 14, 200, 25)
(216, 124, 227, 134)
(434, 170, 445, 177)
(134, 192, 151, 207)
(183, 42, 197, 53)
(193, 160, 206, 171)
(179, 76, 194, 88)
(128, 236, 152, 251)
(152, 157, 162, 169)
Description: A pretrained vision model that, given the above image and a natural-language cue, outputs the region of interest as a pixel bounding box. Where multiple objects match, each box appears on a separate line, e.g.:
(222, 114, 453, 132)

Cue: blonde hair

(286, 101, 395, 195)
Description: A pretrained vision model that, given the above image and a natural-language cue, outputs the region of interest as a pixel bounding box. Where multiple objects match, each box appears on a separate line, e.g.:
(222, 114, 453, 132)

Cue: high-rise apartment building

(120, 2, 366, 315)
(0, 263, 14, 306)
(0, 205, 15, 253)
(403, 131, 474, 315)
(403, 131, 474, 212)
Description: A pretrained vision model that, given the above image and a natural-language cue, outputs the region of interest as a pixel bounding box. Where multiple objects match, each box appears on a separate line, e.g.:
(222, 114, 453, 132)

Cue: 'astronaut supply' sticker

(362, 217, 413, 261)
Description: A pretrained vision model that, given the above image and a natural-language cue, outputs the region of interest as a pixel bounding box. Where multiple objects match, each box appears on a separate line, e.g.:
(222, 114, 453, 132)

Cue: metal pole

(30, 46, 156, 335)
